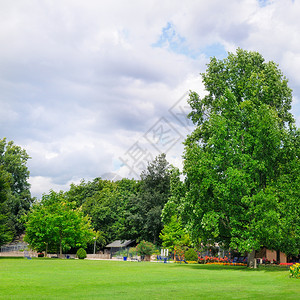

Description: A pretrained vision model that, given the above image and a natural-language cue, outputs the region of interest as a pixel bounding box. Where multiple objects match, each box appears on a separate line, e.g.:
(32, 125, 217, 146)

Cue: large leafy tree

(81, 180, 121, 243)
(0, 138, 32, 244)
(25, 190, 94, 256)
(181, 49, 299, 264)
(68, 177, 140, 246)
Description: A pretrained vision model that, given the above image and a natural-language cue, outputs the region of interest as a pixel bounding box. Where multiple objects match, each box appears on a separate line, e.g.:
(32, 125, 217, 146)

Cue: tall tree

(137, 154, 172, 244)
(160, 167, 190, 250)
(181, 49, 299, 265)
(0, 138, 32, 243)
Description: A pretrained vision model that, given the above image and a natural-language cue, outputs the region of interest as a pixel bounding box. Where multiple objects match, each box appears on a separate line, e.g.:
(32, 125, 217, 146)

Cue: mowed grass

(1, 258, 300, 299)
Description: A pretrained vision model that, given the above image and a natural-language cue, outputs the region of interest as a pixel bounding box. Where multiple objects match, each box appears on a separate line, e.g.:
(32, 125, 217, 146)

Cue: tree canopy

(67, 154, 172, 246)
(180, 49, 300, 260)
(25, 190, 94, 256)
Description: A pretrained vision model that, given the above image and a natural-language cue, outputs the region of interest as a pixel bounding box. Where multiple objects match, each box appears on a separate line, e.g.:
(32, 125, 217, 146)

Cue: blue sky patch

(257, 0, 270, 7)
(202, 43, 227, 59)
(152, 22, 198, 58)
(153, 22, 227, 60)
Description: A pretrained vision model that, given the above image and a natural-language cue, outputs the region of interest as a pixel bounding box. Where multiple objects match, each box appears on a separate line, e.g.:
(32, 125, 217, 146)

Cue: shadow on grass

(170, 263, 289, 272)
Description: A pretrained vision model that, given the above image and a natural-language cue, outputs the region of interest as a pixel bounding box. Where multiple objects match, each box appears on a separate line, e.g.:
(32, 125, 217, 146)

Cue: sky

(0, 0, 299, 198)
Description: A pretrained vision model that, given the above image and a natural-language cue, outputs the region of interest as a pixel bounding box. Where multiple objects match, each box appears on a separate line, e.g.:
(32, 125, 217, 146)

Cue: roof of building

(105, 240, 134, 248)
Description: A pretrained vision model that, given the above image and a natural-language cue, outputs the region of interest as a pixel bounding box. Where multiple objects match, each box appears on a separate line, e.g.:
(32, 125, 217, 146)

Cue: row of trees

(1, 49, 299, 264)
(0, 137, 173, 254)
(21, 154, 172, 254)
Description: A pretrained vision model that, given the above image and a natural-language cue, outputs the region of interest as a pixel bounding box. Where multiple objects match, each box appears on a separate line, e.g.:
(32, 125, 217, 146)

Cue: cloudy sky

(1, 0, 299, 198)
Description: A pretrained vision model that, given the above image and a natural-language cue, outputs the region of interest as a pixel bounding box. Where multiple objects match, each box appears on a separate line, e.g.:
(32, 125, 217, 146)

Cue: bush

(129, 247, 137, 257)
(136, 241, 155, 256)
(76, 248, 87, 259)
(119, 249, 128, 257)
(184, 248, 198, 261)
(38, 253, 44, 257)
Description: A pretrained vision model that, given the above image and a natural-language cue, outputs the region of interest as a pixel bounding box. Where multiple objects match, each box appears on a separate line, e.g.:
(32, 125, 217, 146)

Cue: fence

(1, 243, 29, 253)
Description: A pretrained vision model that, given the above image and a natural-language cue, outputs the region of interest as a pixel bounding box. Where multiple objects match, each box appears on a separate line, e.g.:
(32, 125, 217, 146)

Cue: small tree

(136, 240, 154, 259)
(76, 248, 87, 259)
(160, 215, 190, 251)
(25, 190, 95, 257)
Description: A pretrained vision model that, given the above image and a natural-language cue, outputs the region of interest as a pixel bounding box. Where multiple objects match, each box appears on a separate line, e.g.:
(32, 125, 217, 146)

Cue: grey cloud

(0, 0, 299, 198)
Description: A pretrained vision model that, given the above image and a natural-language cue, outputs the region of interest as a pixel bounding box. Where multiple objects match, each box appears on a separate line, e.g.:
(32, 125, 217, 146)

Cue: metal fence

(1, 243, 28, 252)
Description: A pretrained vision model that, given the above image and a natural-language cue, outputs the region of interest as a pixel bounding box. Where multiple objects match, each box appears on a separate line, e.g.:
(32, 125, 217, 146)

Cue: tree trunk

(45, 242, 48, 257)
(58, 229, 63, 258)
(247, 249, 257, 268)
(59, 236, 63, 258)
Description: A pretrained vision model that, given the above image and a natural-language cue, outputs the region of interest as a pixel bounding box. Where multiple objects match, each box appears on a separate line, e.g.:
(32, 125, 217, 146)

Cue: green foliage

(0, 213, 13, 245)
(72, 154, 172, 246)
(289, 263, 300, 279)
(67, 177, 140, 245)
(184, 248, 198, 261)
(25, 190, 95, 256)
(135, 154, 172, 244)
(181, 49, 300, 257)
(0, 138, 32, 244)
(161, 167, 185, 224)
(115, 249, 128, 257)
(128, 247, 137, 257)
(76, 248, 87, 259)
(61, 154, 173, 247)
(136, 240, 155, 256)
(160, 215, 190, 251)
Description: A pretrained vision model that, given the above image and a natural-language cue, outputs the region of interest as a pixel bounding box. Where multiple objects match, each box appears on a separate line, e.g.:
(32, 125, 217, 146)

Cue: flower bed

(280, 263, 295, 266)
(174, 256, 247, 266)
(206, 262, 247, 266)
(290, 263, 300, 279)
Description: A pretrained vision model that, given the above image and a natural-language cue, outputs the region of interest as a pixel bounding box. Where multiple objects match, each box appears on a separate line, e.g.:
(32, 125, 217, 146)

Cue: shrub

(136, 241, 154, 256)
(184, 248, 198, 262)
(290, 263, 300, 279)
(38, 253, 44, 257)
(119, 249, 128, 257)
(76, 248, 87, 259)
(129, 247, 137, 257)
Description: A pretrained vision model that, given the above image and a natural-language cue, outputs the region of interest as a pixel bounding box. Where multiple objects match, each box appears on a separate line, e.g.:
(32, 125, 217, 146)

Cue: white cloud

(0, 0, 299, 198)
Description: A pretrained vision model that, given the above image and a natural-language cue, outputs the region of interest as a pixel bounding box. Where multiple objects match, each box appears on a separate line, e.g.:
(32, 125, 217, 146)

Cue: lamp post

(93, 237, 96, 255)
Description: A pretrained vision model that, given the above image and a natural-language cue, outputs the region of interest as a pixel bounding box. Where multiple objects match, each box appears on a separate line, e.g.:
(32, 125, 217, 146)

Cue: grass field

(1, 258, 300, 299)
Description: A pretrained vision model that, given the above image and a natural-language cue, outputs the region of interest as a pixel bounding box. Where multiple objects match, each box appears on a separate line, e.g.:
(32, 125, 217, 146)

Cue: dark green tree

(76, 178, 139, 245)
(0, 138, 32, 244)
(137, 154, 172, 244)
(81, 180, 120, 243)
(181, 49, 299, 265)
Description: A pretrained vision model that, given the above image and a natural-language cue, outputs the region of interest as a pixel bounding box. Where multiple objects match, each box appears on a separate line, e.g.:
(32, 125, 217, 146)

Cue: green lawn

(0, 258, 299, 299)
